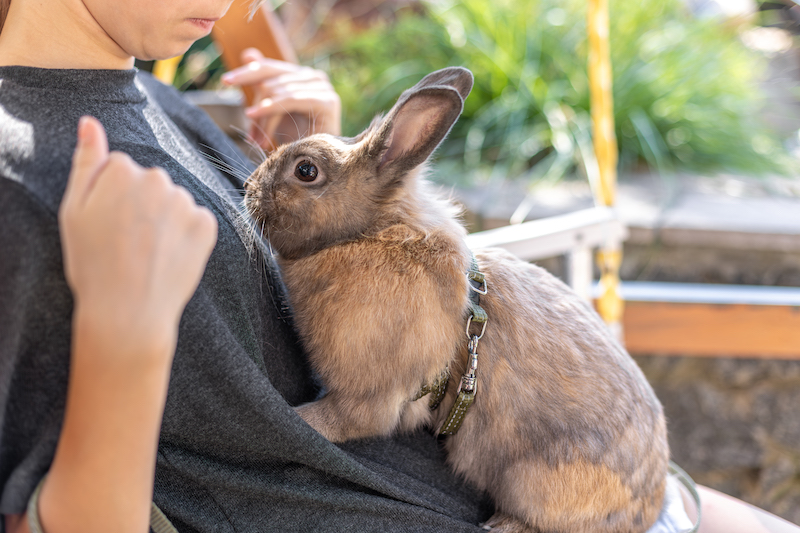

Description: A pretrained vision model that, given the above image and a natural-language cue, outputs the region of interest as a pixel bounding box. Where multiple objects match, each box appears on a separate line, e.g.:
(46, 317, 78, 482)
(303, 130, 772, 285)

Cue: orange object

(623, 302, 800, 358)
(212, 3, 297, 106)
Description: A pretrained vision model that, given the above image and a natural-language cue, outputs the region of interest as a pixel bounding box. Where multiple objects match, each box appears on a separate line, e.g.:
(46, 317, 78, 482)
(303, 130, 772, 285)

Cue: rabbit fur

(244, 67, 669, 533)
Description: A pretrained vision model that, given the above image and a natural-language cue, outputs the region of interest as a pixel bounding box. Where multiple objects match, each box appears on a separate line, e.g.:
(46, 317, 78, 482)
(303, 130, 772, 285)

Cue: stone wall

(622, 243, 800, 287)
(635, 356, 800, 524)
(624, 240, 800, 524)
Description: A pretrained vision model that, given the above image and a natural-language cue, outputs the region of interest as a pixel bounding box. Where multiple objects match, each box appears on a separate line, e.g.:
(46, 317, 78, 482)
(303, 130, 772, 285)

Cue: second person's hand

(221, 48, 341, 150)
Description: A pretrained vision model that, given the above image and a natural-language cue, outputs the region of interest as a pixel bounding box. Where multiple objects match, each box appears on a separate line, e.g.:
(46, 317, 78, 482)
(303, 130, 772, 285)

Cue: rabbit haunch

(244, 67, 669, 533)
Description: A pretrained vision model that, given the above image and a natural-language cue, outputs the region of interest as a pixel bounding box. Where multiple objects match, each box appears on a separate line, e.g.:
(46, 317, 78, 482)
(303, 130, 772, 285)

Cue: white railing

(465, 206, 627, 302)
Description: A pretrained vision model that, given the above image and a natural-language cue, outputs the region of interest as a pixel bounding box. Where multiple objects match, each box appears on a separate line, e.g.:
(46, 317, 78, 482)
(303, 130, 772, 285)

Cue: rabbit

(243, 67, 669, 533)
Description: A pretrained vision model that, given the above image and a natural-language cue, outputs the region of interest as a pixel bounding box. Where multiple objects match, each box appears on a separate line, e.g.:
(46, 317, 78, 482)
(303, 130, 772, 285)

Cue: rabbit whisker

(231, 124, 271, 160)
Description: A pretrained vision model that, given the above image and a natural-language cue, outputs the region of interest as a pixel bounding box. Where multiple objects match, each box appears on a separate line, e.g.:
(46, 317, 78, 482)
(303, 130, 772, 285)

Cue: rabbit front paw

(481, 513, 535, 533)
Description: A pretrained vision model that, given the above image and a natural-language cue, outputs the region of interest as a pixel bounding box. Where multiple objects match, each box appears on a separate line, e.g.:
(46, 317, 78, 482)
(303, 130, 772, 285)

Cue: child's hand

(221, 48, 341, 149)
(59, 116, 218, 352)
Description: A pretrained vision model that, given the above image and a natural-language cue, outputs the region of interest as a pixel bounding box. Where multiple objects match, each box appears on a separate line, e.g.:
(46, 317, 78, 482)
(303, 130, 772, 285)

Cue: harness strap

(437, 388, 476, 435)
(468, 300, 487, 324)
(436, 334, 481, 436)
(433, 254, 488, 436)
(412, 366, 450, 410)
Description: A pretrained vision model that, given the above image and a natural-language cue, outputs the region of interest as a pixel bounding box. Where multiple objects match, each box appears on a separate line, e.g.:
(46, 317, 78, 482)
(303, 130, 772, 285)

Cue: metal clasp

(467, 270, 488, 295)
(465, 314, 487, 340)
(457, 336, 480, 394)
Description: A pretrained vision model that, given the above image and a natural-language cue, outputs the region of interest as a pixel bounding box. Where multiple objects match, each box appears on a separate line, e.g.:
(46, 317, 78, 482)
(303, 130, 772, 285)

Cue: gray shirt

(0, 67, 489, 532)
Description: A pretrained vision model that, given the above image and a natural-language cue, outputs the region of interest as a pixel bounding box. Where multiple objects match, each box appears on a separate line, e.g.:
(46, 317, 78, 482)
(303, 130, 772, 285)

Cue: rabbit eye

(294, 160, 319, 182)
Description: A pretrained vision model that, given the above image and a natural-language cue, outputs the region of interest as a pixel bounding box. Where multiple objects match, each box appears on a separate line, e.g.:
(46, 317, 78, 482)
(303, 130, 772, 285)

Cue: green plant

(303, 0, 793, 187)
(173, 36, 226, 91)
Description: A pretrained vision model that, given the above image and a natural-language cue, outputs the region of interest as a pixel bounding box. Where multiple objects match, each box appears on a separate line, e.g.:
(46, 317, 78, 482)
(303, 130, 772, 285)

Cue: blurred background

(141, 0, 800, 524)
(164, 0, 800, 186)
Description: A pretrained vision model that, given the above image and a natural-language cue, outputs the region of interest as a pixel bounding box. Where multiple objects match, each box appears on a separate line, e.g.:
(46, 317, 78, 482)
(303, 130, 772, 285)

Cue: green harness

(415, 255, 488, 437)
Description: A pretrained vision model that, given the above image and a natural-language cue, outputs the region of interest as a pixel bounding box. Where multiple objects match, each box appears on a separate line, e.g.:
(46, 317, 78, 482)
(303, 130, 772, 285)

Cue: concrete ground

(453, 171, 800, 286)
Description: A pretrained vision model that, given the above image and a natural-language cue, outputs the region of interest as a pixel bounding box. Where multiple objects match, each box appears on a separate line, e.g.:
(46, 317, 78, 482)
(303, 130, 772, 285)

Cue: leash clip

(457, 336, 480, 394)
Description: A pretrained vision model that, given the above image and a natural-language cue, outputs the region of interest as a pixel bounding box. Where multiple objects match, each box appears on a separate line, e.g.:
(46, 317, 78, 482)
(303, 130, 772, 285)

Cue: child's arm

(5, 116, 217, 533)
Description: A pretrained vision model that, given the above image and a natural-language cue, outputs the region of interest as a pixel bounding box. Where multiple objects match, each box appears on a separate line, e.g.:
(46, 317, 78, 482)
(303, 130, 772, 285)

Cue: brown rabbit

(244, 67, 669, 533)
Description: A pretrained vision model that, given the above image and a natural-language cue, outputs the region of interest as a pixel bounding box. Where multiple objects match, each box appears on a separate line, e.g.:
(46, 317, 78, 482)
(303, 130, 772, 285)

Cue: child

(0, 1, 796, 531)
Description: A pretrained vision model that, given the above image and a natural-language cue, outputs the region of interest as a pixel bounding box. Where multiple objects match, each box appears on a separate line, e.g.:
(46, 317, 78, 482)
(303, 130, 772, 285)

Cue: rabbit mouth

(243, 173, 279, 223)
(242, 194, 256, 219)
(242, 191, 266, 227)
(243, 192, 299, 254)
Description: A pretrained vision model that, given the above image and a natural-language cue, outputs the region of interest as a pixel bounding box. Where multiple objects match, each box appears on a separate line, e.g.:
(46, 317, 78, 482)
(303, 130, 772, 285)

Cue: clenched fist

(59, 116, 218, 356)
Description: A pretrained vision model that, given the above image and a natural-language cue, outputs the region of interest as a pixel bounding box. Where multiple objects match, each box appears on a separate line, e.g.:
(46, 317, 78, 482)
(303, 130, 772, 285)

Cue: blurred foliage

(301, 0, 794, 185)
(172, 36, 226, 91)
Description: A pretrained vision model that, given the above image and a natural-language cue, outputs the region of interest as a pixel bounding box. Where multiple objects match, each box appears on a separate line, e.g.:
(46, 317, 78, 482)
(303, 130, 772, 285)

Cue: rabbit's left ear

(369, 67, 474, 174)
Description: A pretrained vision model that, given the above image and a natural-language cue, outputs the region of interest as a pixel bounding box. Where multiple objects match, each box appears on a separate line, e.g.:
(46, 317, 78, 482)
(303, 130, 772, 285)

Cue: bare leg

(693, 486, 800, 533)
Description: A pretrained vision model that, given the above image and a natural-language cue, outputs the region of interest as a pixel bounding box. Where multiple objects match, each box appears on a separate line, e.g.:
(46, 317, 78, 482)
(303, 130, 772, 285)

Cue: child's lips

(187, 18, 218, 32)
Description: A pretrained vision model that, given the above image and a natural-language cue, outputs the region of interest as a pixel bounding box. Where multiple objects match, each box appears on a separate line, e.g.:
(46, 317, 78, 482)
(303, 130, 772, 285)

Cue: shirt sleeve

(0, 178, 72, 516)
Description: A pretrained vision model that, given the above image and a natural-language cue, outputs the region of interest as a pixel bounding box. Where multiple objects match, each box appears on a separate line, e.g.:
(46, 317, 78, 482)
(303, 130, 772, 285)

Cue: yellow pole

(152, 55, 184, 86)
(587, 0, 624, 337)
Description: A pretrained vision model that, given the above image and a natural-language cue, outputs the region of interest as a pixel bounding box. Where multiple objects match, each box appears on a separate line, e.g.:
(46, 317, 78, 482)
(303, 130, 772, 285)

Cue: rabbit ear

(411, 66, 474, 102)
(369, 67, 473, 174)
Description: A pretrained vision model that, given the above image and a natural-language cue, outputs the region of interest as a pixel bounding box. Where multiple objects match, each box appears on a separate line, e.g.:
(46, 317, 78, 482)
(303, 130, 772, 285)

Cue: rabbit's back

(436, 248, 668, 533)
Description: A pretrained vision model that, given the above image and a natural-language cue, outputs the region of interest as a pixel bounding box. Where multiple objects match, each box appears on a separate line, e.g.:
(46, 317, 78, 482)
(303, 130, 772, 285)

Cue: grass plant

(304, 0, 793, 186)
